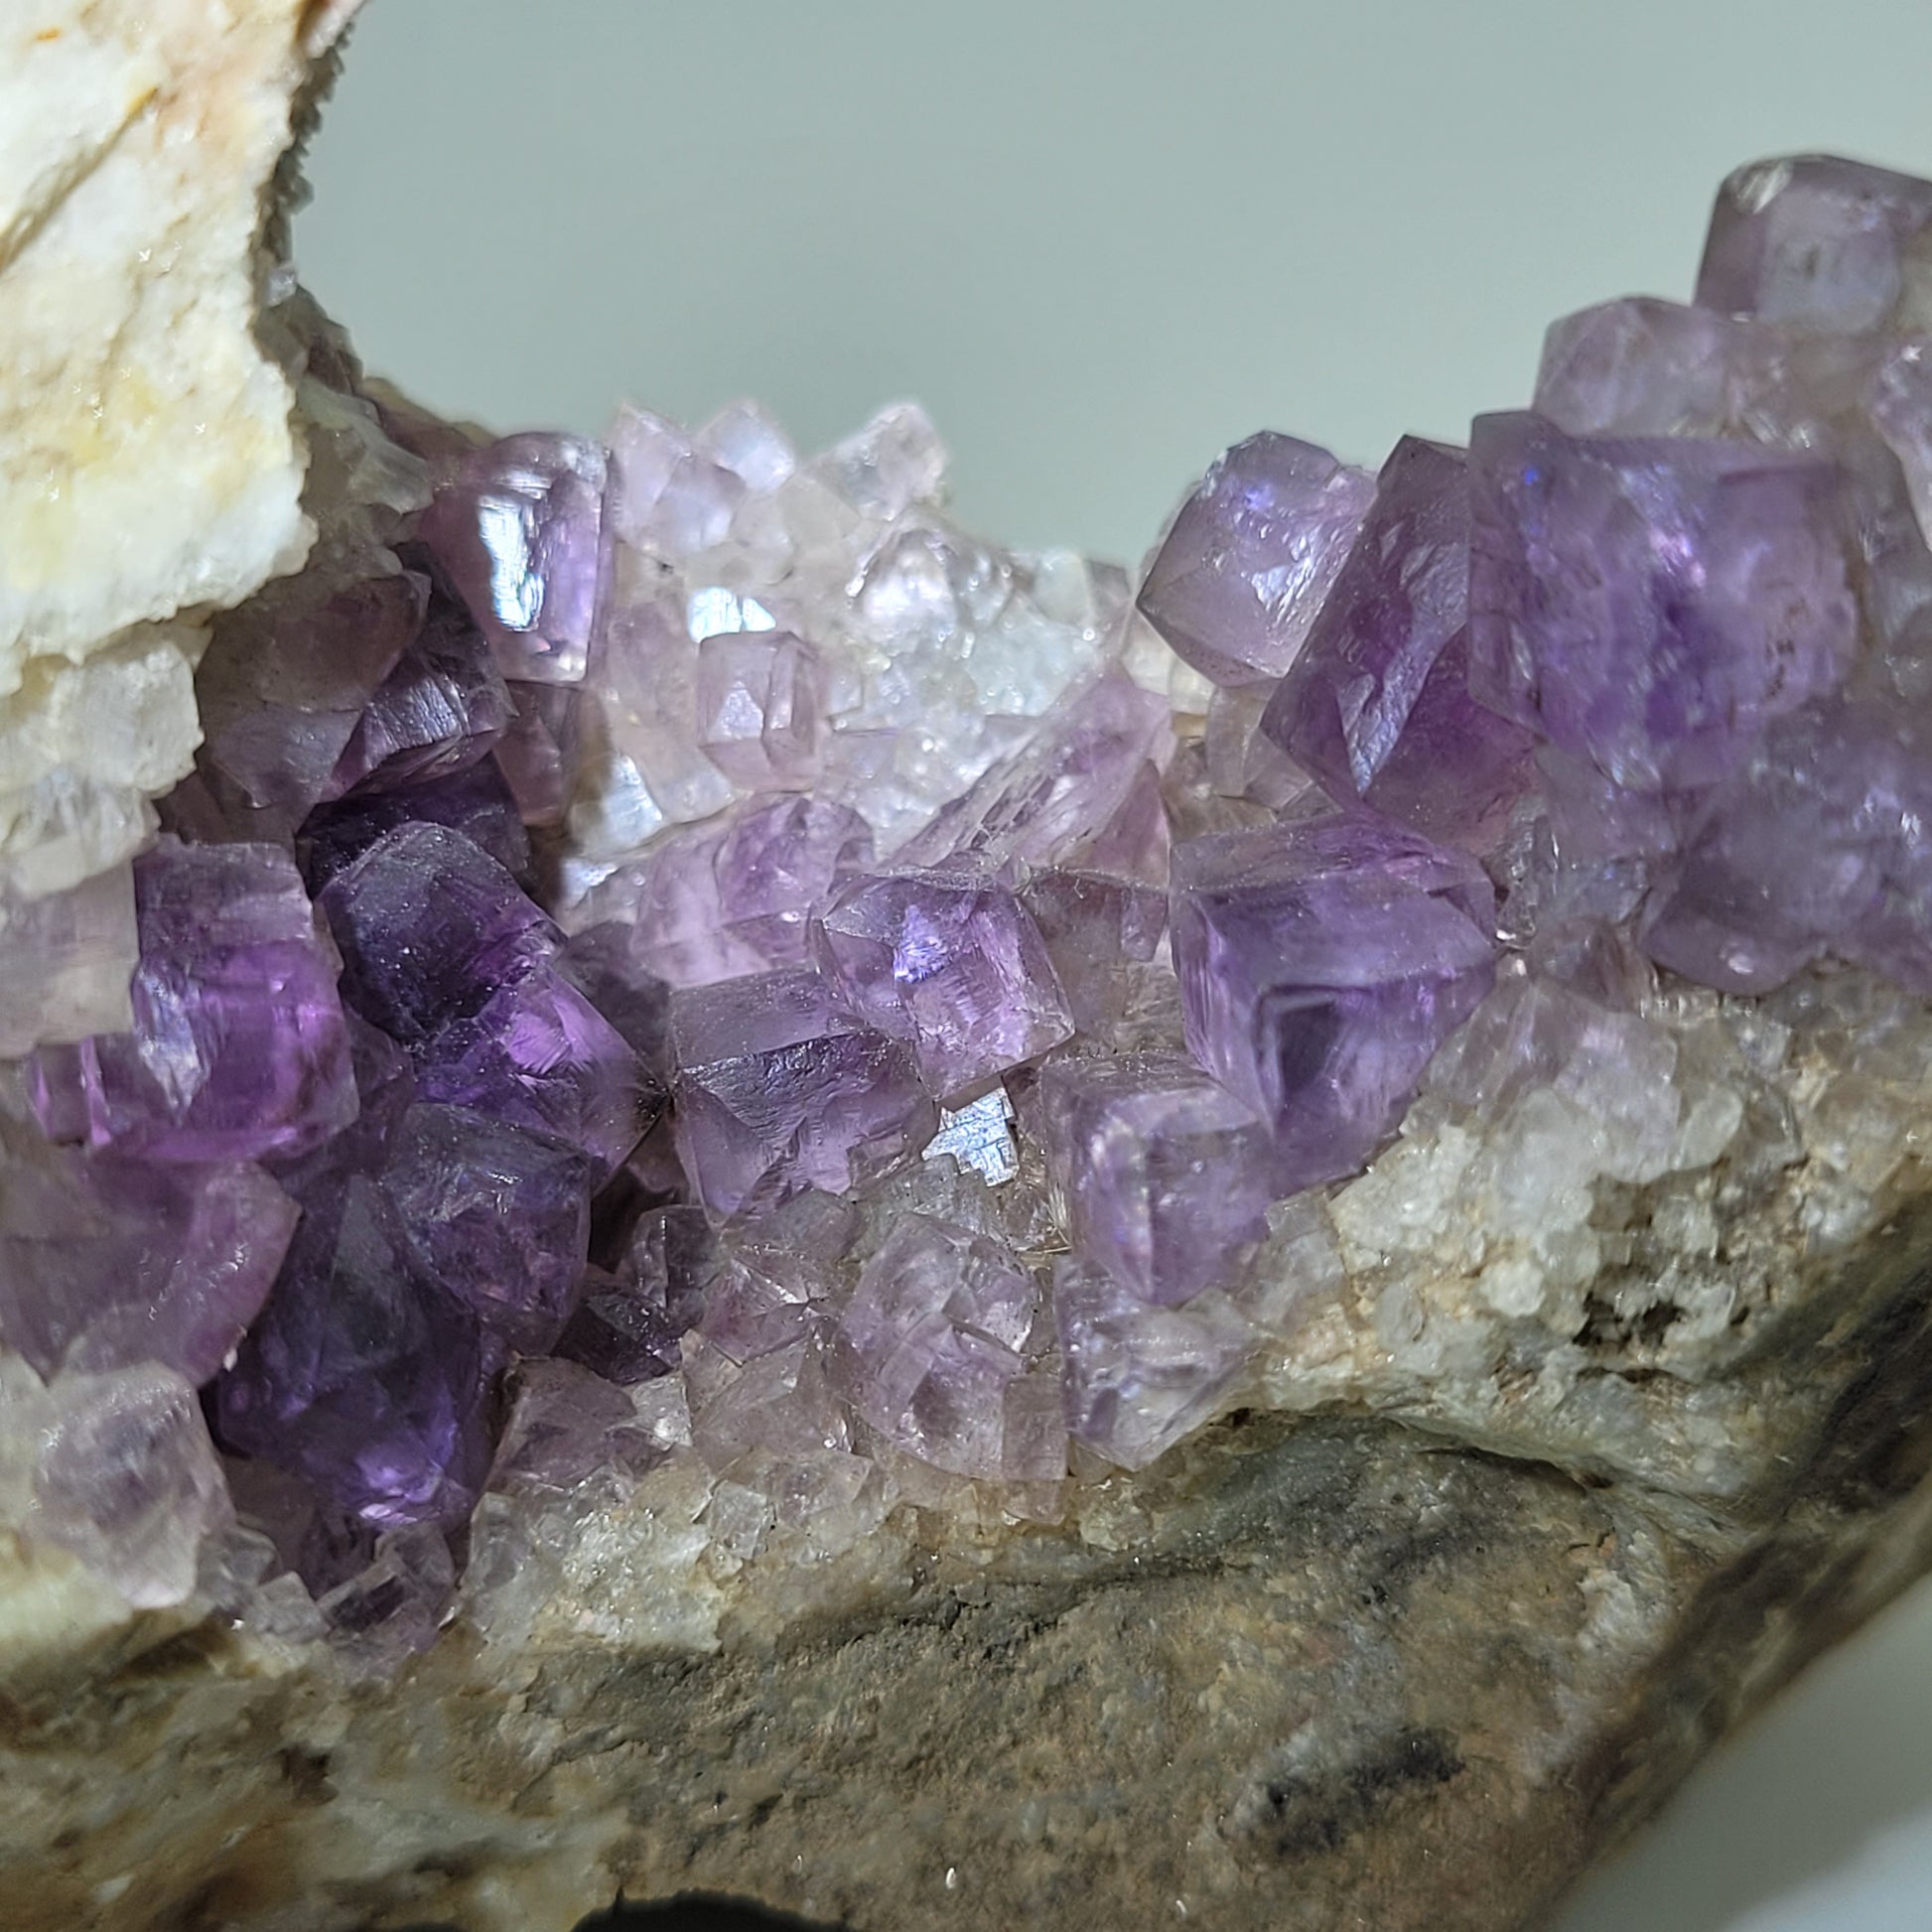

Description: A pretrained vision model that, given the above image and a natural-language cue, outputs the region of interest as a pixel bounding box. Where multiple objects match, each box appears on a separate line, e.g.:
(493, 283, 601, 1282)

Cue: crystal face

(12, 150, 1932, 1633)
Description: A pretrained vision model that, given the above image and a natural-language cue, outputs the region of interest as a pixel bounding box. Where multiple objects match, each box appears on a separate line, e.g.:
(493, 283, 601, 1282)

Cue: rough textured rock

(5, 1177, 1932, 1932)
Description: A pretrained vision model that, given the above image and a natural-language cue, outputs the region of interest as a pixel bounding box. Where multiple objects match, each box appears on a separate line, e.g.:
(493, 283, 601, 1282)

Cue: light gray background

(302, 5, 1932, 1927)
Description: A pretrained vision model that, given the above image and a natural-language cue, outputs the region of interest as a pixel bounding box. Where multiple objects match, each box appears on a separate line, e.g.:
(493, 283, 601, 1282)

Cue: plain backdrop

(302, 6, 1932, 1928)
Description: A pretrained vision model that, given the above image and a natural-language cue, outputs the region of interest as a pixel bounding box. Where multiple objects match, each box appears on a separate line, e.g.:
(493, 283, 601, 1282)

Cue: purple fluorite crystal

(1052, 1256, 1253, 1471)
(1468, 412, 1859, 795)
(33, 144, 1932, 1611)
(29, 840, 357, 1164)
(581, 793, 873, 989)
(1697, 154, 1932, 335)
(1032, 1050, 1279, 1307)
(1262, 436, 1535, 851)
(0, 1131, 297, 1384)
(814, 871, 1074, 1101)
(671, 968, 935, 1218)
(694, 630, 825, 789)
(321, 823, 650, 1175)
(1138, 434, 1376, 689)
(324, 597, 515, 799)
(382, 1105, 594, 1353)
(213, 1173, 501, 1531)
(1170, 816, 1496, 1190)
(833, 1214, 1055, 1480)
(420, 433, 609, 685)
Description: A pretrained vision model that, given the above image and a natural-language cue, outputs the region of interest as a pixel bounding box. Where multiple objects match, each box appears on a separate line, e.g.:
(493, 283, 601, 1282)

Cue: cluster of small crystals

(5, 154, 1932, 1660)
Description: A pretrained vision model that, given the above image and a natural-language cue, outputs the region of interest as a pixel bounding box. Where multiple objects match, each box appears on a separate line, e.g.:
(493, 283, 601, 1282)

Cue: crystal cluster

(6, 153, 1932, 1651)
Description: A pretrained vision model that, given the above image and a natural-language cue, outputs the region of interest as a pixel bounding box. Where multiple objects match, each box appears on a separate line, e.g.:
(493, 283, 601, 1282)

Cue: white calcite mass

(0, 0, 356, 1038)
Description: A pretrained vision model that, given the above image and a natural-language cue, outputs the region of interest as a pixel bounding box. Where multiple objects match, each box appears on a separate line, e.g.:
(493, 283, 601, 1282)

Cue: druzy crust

(15, 148, 1932, 1635)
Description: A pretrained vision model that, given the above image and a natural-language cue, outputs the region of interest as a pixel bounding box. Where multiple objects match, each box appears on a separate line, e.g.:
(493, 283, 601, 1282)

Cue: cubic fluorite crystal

(1137, 433, 1375, 688)
(28, 839, 357, 1164)
(814, 870, 1074, 1100)
(1170, 815, 1497, 1190)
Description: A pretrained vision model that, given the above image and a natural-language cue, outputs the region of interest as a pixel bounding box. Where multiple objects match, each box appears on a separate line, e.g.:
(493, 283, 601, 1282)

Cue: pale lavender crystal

(1137, 433, 1376, 689)
(1639, 689, 1932, 994)
(574, 794, 873, 989)
(832, 1214, 1057, 1481)
(695, 630, 825, 788)
(685, 1332, 851, 1468)
(813, 871, 1074, 1101)
(1170, 816, 1496, 1189)
(1019, 870, 1168, 1039)
(892, 673, 1174, 880)
(489, 1359, 663, 1495)
(420, 433, 609, 684)
(0, 1129, 297, 1383)
(315, 1523, 456, 1675)
(29, 1362, 233, 1607)
(324, 599, 515, 798)
(213, 1173, 501, 1531)
(382, 1105, 594, 1353)
(1697, 154, 1932, 334)
(609, 405, 744, 557)
(1052, 1256, 1253, 1471)
(672, 968, 935, 1218)
(1032, 1051, 1279, 1307)
(1534, 298, 1741, 438)
(1262, 437, 1535, 852)
(716, 794, 877, 969)
(692, 1193, 855, 1363)
(1468, 411, 1860, 794)
(815, 402, 948, 521)
(0, 864, 138, 1057)
(29, 840, 357, 1164)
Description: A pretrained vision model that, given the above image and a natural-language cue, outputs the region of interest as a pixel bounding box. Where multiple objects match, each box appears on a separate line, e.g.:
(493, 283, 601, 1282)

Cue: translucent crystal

(671, 968, 935, 1218)
(814, 870, 1074, 1101)
(1032, 1050, 1280, 1307)
(1138, 432, 1375, 689)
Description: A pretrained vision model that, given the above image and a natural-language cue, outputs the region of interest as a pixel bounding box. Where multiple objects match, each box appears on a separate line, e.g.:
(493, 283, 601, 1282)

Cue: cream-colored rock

(0, 0, 355, 901)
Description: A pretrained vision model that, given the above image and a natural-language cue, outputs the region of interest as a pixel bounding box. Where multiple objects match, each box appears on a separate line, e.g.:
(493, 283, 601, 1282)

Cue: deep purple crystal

(213, 1173, 501, 1531)
(318, 822, 555, 1048)
(382, 1104, 595, 1353)
(324, 598, 515, 799)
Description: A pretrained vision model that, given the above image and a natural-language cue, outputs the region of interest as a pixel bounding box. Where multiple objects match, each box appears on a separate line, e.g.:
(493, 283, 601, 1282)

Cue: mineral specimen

(12, 86, 1932, 1932)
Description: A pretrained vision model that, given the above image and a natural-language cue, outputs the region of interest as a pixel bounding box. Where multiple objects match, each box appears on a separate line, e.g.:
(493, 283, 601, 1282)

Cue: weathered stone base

(7, 1219, 1932, 1932)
